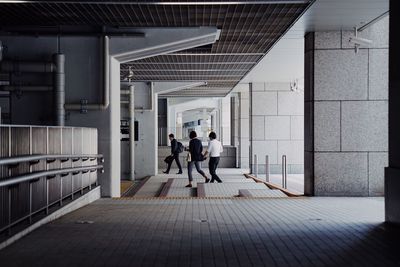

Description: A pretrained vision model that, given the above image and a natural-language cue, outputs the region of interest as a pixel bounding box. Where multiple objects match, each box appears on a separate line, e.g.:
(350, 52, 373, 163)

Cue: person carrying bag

(185, 131, 209, 187)
(163, 133, 183, 174)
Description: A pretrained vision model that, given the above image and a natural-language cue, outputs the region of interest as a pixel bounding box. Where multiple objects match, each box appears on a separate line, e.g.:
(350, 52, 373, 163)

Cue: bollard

(265, 155, 270, 182)
(281, 155, 287, 189)
(253, 154, 258, 177)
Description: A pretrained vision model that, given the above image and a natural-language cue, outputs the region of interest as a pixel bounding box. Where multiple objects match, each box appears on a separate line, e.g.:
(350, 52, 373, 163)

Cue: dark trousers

(166, 154, 182, 173)
(187, 161, 206, 182)
(209, 157, 222, 183)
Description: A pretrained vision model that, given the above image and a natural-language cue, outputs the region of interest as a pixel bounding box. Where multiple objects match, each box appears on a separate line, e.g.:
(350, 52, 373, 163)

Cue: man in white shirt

(204, 131, 223, 183)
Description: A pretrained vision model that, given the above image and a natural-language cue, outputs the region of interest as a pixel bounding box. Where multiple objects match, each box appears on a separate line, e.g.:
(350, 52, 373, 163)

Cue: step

(239, 189, 288, 198)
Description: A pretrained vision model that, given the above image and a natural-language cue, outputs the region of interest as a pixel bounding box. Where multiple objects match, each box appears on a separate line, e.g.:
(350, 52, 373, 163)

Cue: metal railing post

(265, 155, 270, 182)
(253, 154, 258, 177)
(46, 178, 49, 215)
(29, 183, 33, 223)
(281, 155, 287, 189)
(8, 187, 12, 235)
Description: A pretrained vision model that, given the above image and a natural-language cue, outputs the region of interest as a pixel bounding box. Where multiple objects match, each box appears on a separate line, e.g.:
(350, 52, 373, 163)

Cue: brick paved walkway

(0, 197, 399, 267)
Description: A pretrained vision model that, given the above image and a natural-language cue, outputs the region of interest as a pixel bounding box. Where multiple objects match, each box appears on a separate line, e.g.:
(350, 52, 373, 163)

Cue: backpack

(177, 142, 184, 153)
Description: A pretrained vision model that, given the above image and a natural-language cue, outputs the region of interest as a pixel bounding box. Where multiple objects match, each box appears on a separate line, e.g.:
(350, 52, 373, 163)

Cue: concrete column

(386, 0, 400, 223)
(202, 108, 208, 141)
(176, 112, 182, 139)
(305, 17, 389, 196)
(239, 90, 250, 169)
(108, 57, 121, 197)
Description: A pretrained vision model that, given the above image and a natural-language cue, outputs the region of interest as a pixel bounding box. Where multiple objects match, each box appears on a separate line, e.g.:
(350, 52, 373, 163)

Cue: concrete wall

(250, 82, 304, 174)
(120, 82, 157, 180)
(0, 35, 116, 196)
(305, 16, 389, 196)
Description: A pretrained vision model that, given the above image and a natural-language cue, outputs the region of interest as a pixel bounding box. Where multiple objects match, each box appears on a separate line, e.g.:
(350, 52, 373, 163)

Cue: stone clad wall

(250, 82, 304, 174)
(305, 16, 389, 196)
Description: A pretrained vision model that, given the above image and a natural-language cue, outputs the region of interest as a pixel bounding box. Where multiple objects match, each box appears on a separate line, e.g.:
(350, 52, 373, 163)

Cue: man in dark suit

(163, 134, 183, 174)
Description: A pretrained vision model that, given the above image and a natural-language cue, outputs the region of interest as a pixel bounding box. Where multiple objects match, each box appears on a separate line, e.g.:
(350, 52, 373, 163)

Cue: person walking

(163, 133, 183, 174)
(204, 132, 223, 183)
(186, 131, 209, 187)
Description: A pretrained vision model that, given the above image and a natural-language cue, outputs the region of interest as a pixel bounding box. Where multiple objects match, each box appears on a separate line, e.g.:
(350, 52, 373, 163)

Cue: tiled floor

(1, 197, 399, 267)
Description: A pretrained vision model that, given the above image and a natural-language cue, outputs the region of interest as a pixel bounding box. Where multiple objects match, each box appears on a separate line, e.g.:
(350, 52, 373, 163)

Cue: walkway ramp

(128, 169, 296, 198)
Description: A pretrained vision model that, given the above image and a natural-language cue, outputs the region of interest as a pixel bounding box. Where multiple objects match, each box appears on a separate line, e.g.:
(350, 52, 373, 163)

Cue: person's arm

(171, 139, 177, 155)
(204, 141, 210, 158)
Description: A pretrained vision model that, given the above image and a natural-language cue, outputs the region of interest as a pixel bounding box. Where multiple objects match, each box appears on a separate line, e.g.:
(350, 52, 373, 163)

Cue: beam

(122, 62, 258, 65)
(0, 1, 312, 5)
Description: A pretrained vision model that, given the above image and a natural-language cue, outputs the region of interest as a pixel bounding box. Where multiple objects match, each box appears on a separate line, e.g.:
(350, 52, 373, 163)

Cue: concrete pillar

(304, 17, 389, 196)
(202, 108, 208, 141)
(386, 0, 400, 224)
(239, 90, 250, 169)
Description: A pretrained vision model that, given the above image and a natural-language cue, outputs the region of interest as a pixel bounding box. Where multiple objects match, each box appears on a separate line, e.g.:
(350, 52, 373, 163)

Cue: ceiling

(0, 0, 312, 97)
(236, 0, 389, 87)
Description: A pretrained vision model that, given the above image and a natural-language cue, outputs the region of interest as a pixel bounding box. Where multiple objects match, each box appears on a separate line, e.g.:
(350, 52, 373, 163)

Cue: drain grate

(75, 220, 94, 224)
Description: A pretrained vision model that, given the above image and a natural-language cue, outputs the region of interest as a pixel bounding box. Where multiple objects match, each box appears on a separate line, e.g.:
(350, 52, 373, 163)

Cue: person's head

(189, 131, 197, 139)
(168, 133, 174, 141)
(209, 132, 217, 140)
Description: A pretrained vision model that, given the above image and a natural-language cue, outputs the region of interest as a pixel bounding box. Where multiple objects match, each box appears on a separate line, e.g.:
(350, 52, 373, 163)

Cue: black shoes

(185, 184, 192, 188)
(176, 171, 183, 174)
(205, 178, 210, 183)
(163, 171, 169, 174)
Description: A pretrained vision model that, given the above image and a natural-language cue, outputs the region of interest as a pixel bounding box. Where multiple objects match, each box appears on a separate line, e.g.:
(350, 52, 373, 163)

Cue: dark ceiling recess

(0, 0, 312, 97)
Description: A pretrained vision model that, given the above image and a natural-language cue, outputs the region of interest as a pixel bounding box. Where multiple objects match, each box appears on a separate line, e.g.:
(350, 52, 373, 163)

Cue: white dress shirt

(207, 139, 223, 157)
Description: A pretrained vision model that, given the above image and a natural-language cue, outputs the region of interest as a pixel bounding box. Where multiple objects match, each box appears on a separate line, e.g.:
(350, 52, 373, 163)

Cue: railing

(0, 125, 101, 236)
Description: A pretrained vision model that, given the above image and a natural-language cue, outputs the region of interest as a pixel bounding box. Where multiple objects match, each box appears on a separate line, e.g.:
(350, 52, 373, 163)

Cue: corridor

(0, 197, 397, 267)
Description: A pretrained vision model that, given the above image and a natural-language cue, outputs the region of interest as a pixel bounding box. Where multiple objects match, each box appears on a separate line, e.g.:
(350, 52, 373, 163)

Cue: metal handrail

(0, 154, 103, 166)
(0, 165, 103, 187)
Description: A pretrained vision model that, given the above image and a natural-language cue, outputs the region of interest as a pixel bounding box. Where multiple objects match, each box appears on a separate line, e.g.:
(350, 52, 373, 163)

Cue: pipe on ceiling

(0, 85, 53, 91)
(64, 36, 109, 111)
(0, 61, 55, 73)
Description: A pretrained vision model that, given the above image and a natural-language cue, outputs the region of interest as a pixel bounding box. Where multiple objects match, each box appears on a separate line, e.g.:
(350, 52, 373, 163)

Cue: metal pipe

(65, 36, 109, 111)
(0, 165, 103, 187)
(253, 154, 258, 177)
(129, 85, 135, 181)
(0, 154, 103, 165)
(0, 85, 52, 91)
(281, 155, 287, 189)
(53, 53, 65, 126)
(0, 60, 55, 73)
(265, 155, 270, 182)
(0, 41, 3, 61)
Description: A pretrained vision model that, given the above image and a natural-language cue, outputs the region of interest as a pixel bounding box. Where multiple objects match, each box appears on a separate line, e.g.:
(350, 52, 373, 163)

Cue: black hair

(189, 131, 197, 139)
(209, 132, 217, 140)
(169, 133, 174, 138)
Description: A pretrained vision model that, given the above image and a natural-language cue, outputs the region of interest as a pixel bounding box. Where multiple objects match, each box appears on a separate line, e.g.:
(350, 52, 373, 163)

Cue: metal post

(253, 154, 258, 177)
(265, 155, 270, 182)
(29, 183, 33, 224)
(60, 175, 63, 206)
(281, 155, 287, 189)
(8, 187, 12, 235)
(46, 179, 49, 214)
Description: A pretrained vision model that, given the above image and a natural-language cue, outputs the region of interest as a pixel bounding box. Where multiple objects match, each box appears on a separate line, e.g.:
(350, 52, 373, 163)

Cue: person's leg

(186, 161, 193, 187)
(213, 157, 222, 183)
(164, 157, 172, 173)
(174, 154, 183, 173)
(195, 161, 208, 182)
(209, 157, 217, 183)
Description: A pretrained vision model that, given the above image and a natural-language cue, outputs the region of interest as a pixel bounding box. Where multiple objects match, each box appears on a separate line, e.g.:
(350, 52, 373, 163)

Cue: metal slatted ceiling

(0, 1, 310, 97)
